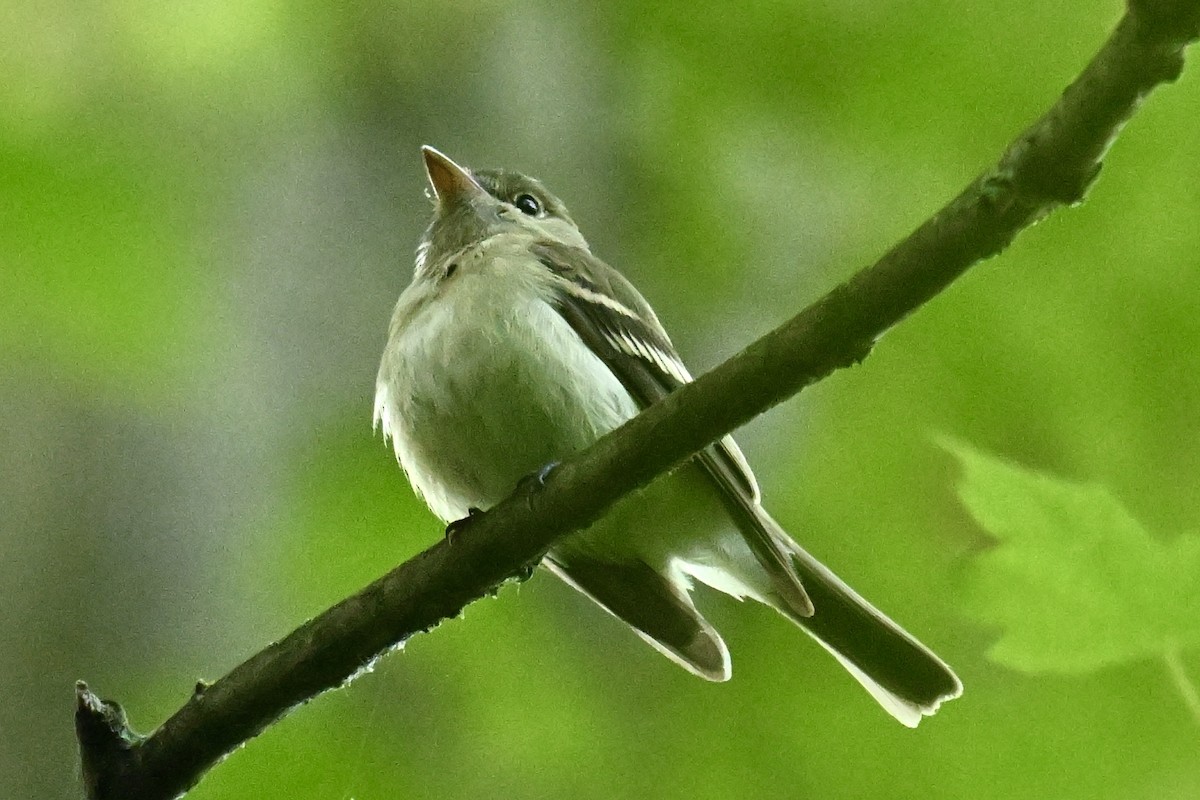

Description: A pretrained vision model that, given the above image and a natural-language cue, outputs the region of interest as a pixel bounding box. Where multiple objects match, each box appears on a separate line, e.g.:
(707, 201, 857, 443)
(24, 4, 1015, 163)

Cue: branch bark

(76, 3, 1200, 798)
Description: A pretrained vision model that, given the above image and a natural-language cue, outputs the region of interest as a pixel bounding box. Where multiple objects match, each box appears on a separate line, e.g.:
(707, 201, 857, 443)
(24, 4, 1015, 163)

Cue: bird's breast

(376, 262, 638, 521)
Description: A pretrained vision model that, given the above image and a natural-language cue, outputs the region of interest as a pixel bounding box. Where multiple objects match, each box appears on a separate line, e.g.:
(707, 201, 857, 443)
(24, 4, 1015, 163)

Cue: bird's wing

(532, 240, 813, 618)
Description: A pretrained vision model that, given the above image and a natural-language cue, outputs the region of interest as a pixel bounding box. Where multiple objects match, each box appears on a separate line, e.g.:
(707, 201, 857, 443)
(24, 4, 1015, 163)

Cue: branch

(76, 3, 1200, 798)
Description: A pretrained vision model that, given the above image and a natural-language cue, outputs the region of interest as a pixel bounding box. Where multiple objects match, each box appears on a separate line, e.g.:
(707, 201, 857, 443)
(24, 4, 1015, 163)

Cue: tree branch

(76, 3, 1200, 798)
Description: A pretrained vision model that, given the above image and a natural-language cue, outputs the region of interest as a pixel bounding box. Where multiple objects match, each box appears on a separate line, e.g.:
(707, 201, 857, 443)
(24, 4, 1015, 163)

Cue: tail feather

(773, 528, 963, 726)
(544, 476, 961, 725)
(701, 502, 961, 726)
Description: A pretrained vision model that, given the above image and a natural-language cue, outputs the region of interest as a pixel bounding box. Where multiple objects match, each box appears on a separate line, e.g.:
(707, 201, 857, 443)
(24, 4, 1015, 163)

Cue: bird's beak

(422, 146, 487, 207)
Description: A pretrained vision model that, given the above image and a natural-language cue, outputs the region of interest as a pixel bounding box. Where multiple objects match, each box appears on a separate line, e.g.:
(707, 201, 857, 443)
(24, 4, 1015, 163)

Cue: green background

(3, 1, 1198, 798)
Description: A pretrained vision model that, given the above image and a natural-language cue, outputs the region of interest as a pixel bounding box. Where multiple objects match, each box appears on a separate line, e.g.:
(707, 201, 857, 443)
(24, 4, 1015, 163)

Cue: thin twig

(75, 2, 1200, 798)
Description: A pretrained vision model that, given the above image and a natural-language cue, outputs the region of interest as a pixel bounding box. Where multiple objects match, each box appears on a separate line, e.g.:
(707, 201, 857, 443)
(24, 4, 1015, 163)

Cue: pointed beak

(422, 146, 487, 207)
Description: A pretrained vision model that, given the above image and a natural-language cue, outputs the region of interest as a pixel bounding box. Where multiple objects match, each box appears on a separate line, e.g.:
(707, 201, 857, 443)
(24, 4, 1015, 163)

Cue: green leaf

(941, 437, 1200, 674)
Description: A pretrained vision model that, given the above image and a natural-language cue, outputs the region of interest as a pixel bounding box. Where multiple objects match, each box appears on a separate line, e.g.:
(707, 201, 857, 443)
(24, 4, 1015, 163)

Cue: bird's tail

(753, 507, 963, 727)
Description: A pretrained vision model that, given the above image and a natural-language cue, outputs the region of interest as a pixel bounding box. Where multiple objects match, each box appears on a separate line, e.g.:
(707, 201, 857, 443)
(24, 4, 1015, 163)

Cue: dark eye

(514, 193, 542, 216)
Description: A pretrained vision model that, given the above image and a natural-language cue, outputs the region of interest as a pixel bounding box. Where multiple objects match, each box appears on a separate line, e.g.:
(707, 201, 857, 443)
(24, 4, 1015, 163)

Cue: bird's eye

(514, 193, 542, 216)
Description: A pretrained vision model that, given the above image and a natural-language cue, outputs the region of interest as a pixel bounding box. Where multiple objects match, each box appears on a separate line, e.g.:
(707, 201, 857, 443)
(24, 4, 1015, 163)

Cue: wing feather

(532, 240, 812, 617)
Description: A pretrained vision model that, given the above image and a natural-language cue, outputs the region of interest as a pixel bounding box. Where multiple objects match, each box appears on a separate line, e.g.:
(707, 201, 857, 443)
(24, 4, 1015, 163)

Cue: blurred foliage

(945, 438, 1200, 675)
(2, 0, 1199, 799)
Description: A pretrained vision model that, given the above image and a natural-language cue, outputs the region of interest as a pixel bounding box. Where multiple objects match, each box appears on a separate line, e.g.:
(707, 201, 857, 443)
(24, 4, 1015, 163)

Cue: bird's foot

(445, 506, 484, 545)
(516, 461, 559, 498)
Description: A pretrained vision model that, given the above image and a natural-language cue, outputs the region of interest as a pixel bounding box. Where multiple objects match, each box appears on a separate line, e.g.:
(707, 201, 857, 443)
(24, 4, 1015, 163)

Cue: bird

(374, 145, 962, 726)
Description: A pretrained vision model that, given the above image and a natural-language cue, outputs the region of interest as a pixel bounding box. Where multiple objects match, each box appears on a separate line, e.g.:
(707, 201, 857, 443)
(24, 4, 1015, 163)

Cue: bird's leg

(515, 461, 559, 497)
(444, 506, 484, 545)
(504, 462, 560, 581)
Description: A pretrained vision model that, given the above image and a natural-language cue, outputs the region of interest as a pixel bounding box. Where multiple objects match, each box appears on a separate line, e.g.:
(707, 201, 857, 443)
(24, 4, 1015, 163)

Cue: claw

(516, 461, 560, 495)
(445, 507, 483, 545)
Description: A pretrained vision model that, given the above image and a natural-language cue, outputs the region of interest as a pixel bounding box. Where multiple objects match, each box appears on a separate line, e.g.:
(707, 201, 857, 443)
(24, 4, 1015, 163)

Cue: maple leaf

(942, 438, 1200, 678)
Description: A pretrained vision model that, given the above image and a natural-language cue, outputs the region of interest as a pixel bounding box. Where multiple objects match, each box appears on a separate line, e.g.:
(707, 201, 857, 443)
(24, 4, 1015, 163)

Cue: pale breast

(375, 248, 639, 522)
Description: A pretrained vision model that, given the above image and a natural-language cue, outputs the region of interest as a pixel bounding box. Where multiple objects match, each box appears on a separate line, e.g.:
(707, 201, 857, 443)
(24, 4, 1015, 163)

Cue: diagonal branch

(76, 3, 1200, 798)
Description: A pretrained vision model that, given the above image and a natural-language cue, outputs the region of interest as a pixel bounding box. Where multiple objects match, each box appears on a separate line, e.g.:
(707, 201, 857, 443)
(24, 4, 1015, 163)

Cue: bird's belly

(378, 279, 638, 522)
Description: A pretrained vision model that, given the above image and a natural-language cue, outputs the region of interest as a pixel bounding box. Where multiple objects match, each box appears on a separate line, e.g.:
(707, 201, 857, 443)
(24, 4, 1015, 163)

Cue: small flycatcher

(375, 147, 962, 726)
